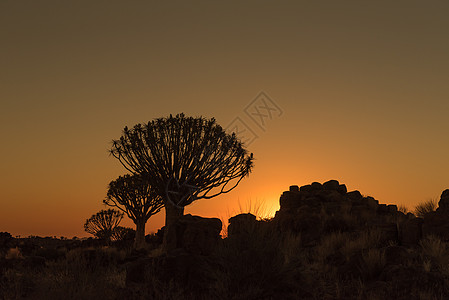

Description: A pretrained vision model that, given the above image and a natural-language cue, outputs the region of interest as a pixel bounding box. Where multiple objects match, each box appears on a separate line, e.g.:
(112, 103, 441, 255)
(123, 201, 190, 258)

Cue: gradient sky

(1, 1, 449, 238)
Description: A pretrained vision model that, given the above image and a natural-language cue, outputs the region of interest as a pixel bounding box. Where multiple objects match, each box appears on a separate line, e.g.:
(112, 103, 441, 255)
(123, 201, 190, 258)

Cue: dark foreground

(2, 181, 449, 300)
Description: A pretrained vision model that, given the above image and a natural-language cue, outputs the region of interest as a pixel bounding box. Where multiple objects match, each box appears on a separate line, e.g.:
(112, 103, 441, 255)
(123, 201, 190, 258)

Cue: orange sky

(1, 1, 449, 238)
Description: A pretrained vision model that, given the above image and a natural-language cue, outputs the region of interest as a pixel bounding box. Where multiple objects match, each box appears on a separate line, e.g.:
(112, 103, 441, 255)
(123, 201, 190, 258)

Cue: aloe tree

(84, 209, 123, 242)
(104, 173, 164, 248)
(110, 113, 254, 250)
(112, 226, 136, 242)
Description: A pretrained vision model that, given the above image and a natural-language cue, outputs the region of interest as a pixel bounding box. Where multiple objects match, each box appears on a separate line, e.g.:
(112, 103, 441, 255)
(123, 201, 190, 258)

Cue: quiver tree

(104, 173, 164, 248)
(110, 113, 254, 250)
(111, 226, 136, 242)
(84, 209, 123, 242)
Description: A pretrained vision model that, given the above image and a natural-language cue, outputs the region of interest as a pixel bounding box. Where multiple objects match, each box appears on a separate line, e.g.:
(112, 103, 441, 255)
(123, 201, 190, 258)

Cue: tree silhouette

(111, 226, 136, 242)
(110, 113, 254, 250)
(104, 173, 164, 248)
(84, 209, 123, 242)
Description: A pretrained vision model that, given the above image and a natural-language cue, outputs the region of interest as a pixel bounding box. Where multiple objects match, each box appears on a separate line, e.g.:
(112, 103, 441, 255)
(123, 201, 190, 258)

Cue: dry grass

(219, 198, 276, 237)
(420, 235, 449, 274)
(398, 204, 409, 214)
(341, 229, 383, 259)
(414, 198, 438, 218)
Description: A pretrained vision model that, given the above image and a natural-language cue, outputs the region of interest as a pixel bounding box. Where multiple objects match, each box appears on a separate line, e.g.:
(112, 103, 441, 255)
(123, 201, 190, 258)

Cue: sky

(1, 1, 449, 238)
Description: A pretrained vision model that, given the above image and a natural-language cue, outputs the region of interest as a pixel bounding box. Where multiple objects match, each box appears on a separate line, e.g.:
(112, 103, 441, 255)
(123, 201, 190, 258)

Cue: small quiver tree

(110, 113, 254, 251)
(84, 209, 123, 243)
(104, 173, 164, 249)
(112, 226, 136, 242)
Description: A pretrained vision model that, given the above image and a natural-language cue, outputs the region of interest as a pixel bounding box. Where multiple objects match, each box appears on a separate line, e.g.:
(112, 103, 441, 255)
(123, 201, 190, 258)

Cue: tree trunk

(163, 200, 184, 252)
(134, 219, 146, 249)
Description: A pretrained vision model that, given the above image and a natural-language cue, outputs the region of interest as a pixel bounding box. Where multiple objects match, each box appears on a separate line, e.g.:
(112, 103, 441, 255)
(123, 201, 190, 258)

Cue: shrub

(414, 198, 437, 218)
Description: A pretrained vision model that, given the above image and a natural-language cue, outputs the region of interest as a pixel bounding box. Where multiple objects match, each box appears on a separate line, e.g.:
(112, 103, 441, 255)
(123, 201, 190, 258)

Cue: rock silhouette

(422, 189, 449, 241)
(274, 180, 404, 245)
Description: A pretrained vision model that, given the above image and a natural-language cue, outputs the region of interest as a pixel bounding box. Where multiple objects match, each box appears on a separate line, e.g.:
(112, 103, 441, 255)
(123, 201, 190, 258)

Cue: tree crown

(110, 113, 254, 208)
(104, 173, 164, 222)
(84, 209, 123, 240)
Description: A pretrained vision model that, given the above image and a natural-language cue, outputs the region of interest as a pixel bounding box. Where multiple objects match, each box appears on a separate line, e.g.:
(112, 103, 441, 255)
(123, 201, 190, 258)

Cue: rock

(437, 189, 449, 212)
(350, 205, 376, 221)
(275, 205, 322, 242)
(310, 182, 323, 191)
(289, 185, 299, 192)
(323, 190, 345, 203)
(228, 213, 257, 237)
(364, 196, 379, 211)
(422, 211, 449, 241)
(347, 190, 363, 200)
(323, 215, 352, 233)
(279, 191, 302, 210)
(323, 180, 339, 191)
(377, 204, 388, 214)
(323, 201, 343, 215)
(165, 214, 222, 255)
(387, 205, 398, 213)
(337, 184, 347, 195)
(301, 196, 322, 209)
(399, 217, 423, 246)
(299, 184, 312, 192)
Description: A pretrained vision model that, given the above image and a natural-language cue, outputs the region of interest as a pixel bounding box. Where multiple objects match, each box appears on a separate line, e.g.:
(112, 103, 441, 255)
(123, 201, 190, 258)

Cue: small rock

(311, 182, 323, 191)
(347, 190, 363, 200)
(289, 185, 299, 192)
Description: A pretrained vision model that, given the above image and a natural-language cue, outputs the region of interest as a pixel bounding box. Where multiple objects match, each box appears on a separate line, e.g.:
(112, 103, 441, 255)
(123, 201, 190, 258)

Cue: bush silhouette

(414, 198, 437, 218)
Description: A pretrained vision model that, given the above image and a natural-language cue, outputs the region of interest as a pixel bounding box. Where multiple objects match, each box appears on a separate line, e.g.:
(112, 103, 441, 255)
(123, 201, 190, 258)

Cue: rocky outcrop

(422, 190, 449, 241)
(436, 189, 449, 213)
(164, 214, 222, 256)
(273, 180, 405, 245)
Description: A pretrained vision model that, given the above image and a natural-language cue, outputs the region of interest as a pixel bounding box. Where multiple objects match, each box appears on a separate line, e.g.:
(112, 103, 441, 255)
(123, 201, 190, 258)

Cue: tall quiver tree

(110, 113, 254, 250)
(104, 173, 164, 249)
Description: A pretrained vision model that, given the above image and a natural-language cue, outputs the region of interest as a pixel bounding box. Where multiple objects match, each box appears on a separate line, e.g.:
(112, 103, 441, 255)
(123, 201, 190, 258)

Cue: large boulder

(274, 181, 408, 246)
(164, 214, 222, 256)
(279, 188, 302, 210)
(227, 213, 257, 237)
(275, 207, 323, 244)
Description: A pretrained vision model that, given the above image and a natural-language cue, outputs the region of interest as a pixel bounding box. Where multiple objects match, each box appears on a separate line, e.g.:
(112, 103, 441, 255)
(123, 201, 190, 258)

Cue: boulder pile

(273, 180, 405, 245)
